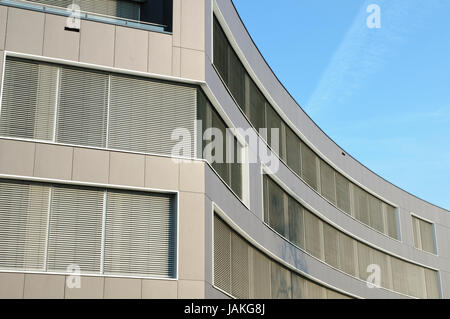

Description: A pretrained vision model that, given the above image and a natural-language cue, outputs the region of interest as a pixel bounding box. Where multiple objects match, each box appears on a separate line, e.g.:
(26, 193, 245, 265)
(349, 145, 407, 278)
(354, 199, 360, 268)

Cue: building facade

(0, 0, 448, 299)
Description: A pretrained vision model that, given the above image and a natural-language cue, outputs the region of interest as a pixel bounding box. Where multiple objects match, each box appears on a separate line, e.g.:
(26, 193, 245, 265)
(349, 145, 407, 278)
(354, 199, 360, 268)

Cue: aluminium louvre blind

(104, 191, 176, 278)
(270, 262, 292, 299)
(267, 177, 286, 237)
(335, 172, 351, 214)
(247, 78, 266, 133)
(0, 58, 57, 141)
(326, 289, 350, 299)
(213, 17, 229, 84)
(56, 67, 108, 148)
(338, 232, 356, 276)
(406, 262, 426, 299)
(419, 218, 436, 254)
(319, 159, 336, 204)
(46, 186, 103, 273)
(210, 107, 229, 181)
(368, 194, 384, 233)
(353, 185, 370, 225)
(286, 126, 301, 177)
(301, 141, 318, 191)
(109, 75, 196, 157)
(288, 197, 305, 249)
(305, 280, 326, 299)
(231, 232, 250, 299)
(266, 105, 284, 158)
(214, 216, 231, 294)
(245, 79, 267, 134)
(229, 49, 246, 110)
(371, 249, 392, 290)
(251, 249, 271, 299)
(291, 273, 306, 299)
(412, 217, 421, 249)
(391, 257, 408, 295)
(304, 210, 323, 260)
(357, 242, 371, 282)
(385, 204, 399, 239)
(230, 137, 243, 199)
(0, 180, 49, 271)
(323, 223, 339, 269)
(424, 268, 440, 299)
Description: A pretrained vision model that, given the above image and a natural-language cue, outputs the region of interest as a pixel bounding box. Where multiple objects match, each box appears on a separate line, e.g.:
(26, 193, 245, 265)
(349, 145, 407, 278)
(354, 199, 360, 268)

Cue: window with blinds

(412, 215, 436, 254)
(109, 75, 196, 156)
(213, 215, 352, 299)
(212, 16, 402, 240)
(0, 57, 197, 157)
(47, 186, 104, 273)
(0, 180, 49, 271)
(197, 90, 244, 200)
(0, 179, 177, 278)
(56, 67, 109, 148)
(261, 175, 441, 298)
(104, 190, 176, 278)
(0, 58, 57, 141)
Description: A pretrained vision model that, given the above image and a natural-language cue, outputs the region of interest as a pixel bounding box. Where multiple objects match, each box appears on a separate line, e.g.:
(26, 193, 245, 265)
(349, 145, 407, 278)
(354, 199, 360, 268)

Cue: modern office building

(0, 0, 448, 299)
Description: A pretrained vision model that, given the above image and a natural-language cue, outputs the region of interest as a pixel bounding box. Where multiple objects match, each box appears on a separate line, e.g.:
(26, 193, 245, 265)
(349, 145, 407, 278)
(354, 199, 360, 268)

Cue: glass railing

(0, 0, 168, 33)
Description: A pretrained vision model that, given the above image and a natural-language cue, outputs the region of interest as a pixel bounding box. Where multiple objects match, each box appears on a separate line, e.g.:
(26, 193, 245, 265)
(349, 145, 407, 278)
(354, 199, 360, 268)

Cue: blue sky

(233, 0, 450, 210)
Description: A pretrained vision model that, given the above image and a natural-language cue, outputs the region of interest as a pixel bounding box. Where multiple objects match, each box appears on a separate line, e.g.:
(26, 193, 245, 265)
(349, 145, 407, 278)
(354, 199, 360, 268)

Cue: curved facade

(0, 0, 448, 299)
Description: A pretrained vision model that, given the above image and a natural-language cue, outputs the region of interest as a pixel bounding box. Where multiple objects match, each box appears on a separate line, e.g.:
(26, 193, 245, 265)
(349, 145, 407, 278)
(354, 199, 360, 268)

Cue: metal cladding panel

(47, 186, 104, 273)
(104, 191, 176, 278)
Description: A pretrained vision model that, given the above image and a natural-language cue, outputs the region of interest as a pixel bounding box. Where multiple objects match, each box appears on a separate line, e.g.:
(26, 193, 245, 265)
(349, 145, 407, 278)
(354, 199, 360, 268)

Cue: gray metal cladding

(104, 190, 176, 278)
(47, 186, 104, 273)
(108, 75, 196, 157)
(0, 58, 57, 141)
(57, 67, 109, 148)
(0, 181, 49, 271)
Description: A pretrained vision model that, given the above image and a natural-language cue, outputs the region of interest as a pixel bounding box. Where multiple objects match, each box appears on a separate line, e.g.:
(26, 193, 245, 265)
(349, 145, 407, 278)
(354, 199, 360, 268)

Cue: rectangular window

(0, 58, 57, 141)
(261, 174, 438, 298)
(104, 190, 176, 278)
(0, 180, 49, 271)
(320, 159, 336, 204)
(56, 66, 109, 148)
(0, 57, 197, 157)
(412, 215, 436, 254)
(0, 179, 177, 278)
(108, 74, 196, 156)
(300, 141, 318, 191)
(13, 0, 171, 32)
(197, 90, 244, 200)
(213, 215, 350, 299)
